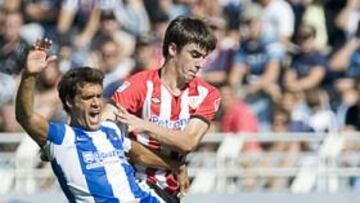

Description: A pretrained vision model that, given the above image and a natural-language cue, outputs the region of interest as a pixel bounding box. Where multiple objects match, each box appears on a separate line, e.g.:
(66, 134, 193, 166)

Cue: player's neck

(160, 65, 185, 96)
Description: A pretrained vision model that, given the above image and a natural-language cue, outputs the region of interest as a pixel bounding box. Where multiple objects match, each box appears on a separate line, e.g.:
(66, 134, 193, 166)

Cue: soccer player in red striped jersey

(105, 16, 221, 202)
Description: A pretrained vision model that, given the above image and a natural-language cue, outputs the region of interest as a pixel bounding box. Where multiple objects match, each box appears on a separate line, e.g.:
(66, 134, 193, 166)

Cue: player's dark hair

(58, 67, 104, 113)
(162, 16, 217, 58)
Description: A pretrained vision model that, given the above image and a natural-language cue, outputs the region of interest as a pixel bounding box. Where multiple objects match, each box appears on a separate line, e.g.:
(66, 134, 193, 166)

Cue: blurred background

(1, 0, 360, 202)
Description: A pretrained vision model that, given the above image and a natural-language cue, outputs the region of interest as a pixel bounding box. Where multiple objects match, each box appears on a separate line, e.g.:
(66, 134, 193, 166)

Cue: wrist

(23, 69, 39, 77)
(142, 120, 153, 134)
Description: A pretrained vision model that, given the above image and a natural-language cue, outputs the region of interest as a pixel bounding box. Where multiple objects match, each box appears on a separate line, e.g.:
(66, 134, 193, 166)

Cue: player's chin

(86, 116, 101, 131)
(86, 122, 100, 131)
(185, 75, 195, 82)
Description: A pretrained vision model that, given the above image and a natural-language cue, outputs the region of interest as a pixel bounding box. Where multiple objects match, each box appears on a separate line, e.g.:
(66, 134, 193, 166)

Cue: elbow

(15, 106, 30, 126)
(178, 142, 197, 154)
(15, 107, 24, 124)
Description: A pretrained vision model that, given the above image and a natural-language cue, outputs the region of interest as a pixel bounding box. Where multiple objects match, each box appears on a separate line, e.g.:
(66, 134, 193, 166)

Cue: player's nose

(195, 58, 207, 69)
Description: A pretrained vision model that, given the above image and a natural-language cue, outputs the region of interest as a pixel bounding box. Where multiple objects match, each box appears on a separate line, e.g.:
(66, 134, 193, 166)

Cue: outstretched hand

(115, 105, 145, 133)
(26, 38, 57, 74)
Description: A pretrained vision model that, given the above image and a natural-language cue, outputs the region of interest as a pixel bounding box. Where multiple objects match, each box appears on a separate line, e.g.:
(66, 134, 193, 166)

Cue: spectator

(229, 3, 284, 129)
(111, 0, 151, 36)
(0, 73, 16, 106)
(323, 0, 348, 52)
(258, 0, 295, 45)
(56, 0, 98, 36)
(10, 0, 62, 41)
(219, 84, 260, 151)
(304, 88, 338, 133)
(344, 81, 360, 131)
(89, 36, 135, 98)
(131, 34, 163, 75)
(283, 24, 327, 93)
(279, 90, 313, 132)
(0, 11, 31, 131)
(261, 107, 302, 190)
(330, 26, 360, 79)
(334, 0, 360, 38)
(90, 10, 136, 59)
(327, 25, 360, 111)
(0, 10, 30, 75)
(200, 16, 236, 87)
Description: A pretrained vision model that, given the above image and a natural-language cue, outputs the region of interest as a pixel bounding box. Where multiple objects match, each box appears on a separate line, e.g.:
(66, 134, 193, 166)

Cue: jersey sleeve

(191, 87, 221, 124)
(111, 75, 146, 113)
(43, 122, 67, 161)
(48, 122, 66, 145)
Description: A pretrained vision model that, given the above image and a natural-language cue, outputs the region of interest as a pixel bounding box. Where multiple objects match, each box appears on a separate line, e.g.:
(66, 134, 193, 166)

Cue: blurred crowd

(1, 0, 360, 192)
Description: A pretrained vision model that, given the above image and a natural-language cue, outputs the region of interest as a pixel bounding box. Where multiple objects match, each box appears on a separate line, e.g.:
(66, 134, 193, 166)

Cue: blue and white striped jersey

(44, 121, 163, 203)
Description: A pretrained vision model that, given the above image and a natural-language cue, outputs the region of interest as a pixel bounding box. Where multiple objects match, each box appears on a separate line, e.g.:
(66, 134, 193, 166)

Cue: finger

(114, 109, 126, 118)
(116, 104, 128, 112)
(117, 107, 130, 117)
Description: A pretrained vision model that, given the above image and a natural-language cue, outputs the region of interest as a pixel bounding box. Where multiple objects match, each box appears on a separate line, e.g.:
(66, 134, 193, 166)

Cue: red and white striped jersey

(111, 69, 221, 194)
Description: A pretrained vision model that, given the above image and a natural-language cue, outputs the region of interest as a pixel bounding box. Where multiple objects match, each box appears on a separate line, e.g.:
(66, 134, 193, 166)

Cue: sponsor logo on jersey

(81, 150, 126, 170)
(150, 116, 189, 130)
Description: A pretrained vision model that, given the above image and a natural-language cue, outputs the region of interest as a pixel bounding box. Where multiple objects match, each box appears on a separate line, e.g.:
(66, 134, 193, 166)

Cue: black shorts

(147, 181, 180, 203)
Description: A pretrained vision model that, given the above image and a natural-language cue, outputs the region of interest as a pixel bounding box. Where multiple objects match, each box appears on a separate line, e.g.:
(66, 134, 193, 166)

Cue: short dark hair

(162, 16, 217, 58)
(58, 67, 104, 113)
(296, 24, 316, 43)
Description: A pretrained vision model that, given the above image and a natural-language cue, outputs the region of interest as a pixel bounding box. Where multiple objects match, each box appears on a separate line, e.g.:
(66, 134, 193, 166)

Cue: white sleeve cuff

(123, 138, 132, 153)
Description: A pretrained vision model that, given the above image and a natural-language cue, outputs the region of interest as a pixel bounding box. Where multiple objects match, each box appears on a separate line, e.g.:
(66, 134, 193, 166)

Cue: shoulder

(191, 77, 219, 92)
(48, 122, 74, 145)
(190, 78, 220, 100)
(116, 69, 159, 93)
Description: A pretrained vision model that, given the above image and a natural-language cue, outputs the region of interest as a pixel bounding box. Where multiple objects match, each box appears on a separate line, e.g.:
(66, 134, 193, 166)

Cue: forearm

(16, 72, 48, 146)
(116, 106, 207, 154)
(128, 141, 183, 172)
(330, 38, 359, 71)
(76, 7, 100, 47)
(295, 75, 323, 90)
(57, 7, 75, 34)
(228, 65, 247, 89)
(16, 72, 37, 123)
(142, 121, 194, 154)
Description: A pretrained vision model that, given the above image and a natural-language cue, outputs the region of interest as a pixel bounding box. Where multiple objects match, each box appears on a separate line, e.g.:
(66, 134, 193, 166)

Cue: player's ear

(65, 96, 73, 110)
(168, 42, 177, 57)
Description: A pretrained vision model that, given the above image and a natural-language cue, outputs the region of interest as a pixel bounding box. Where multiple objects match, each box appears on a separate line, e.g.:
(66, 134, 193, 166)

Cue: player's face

(175, 43, 208, 83)
(70, 83, 104, 131)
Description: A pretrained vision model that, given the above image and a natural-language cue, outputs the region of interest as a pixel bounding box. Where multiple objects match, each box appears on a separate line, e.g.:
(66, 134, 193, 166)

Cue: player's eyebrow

(189, 50, 206, 58)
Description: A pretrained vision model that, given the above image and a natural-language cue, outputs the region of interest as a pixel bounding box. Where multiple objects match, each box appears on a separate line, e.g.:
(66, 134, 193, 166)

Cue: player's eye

(82, 96, 92, 100)
(191, 51, 202, 58)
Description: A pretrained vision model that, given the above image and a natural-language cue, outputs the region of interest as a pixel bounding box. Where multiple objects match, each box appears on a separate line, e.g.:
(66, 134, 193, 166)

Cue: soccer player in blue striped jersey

(15, 38, 186, 203)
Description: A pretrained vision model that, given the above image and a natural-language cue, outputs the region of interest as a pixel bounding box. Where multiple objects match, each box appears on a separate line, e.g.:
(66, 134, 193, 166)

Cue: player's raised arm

(15, 38, 57, 147)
